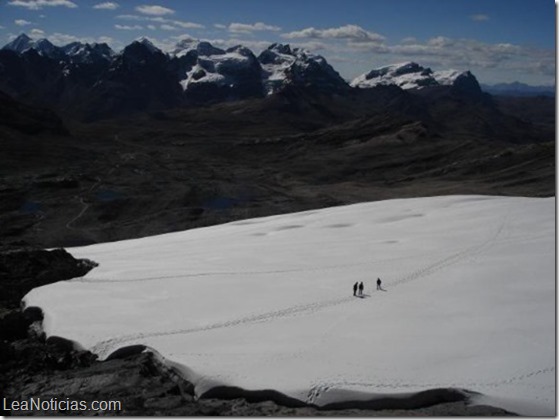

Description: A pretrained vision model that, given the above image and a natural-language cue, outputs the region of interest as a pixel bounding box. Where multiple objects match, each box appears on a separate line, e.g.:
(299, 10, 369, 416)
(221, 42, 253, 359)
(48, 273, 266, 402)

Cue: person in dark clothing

(353, 282, 358, 296)
(377, 278, 382, 290)
(358, 282, 364, 296)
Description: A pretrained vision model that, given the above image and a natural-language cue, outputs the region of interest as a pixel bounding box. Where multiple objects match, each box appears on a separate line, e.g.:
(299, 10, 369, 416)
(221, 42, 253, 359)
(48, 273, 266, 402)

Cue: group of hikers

(353, 278, 383, 296)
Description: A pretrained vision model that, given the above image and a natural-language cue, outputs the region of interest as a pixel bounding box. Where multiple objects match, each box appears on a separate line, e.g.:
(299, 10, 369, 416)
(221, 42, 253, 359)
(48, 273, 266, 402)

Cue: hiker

(358, 282, 364, 296)
(353, 282, 358, 296)
(377, 278, 382, 290)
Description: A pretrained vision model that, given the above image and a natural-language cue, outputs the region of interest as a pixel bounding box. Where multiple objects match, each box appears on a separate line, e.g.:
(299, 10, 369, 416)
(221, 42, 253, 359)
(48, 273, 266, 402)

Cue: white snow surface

(351, 62, 467, 89)
(24, 196, 555, 415)
(260, 46, 328, 94)
(433, 69, 465, 85)
(179, 63, 226, 90)
(178, 50, 253, 90)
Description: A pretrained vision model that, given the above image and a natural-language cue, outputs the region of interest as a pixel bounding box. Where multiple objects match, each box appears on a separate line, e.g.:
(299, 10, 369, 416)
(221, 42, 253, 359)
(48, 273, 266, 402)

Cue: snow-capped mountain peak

(2, 33, 58, 57)
(178, 42, 262, 99)
(134, 37, 161, 54)
(2, 33, 33, 53)
(267, 42, 293, 55)
(351, 62, 477, 91)
(61, 42, 115, 64)
(432, 69, 465, 85)
(351, 62, 437, 89)
(173, 38, 225, 58)
(258, 43, 347, 95)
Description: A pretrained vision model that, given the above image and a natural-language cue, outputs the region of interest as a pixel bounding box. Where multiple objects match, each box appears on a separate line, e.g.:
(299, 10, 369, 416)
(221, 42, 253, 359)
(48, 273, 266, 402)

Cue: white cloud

(97, 36, 113, 45)
(115, 14, 143, 20)
(146, 17, 203, 29)
(401, 37, 418, 44)
(147, 24, 156, 30)
(214, 24, 227, 29)
(15, 19, 32, 26)
(30, 28, 44, 35)
(160, 24, 177, 31)
(115, 24, 143, 30)
(172, 20, 204, 29)
(46, 32, 82, 44)
(41, 32, 118, 48)
(427, 36, 455, 48)
(282, 24, 385, 43)
(93, 2, 119, 10)
(115, 14, 203, 29)
(135, 5, 174, 16)
(163, 34, 272, 54)
(169, 33, 196, 42)
(327, 55, 356, 64)
(203, 37, 272, 53)
(470, 14, 489, 22)
(369, 36, 555, 82)
(228, 22, 281, 34)
(346, 41, 389, 53)
(7, 0, 77, 10)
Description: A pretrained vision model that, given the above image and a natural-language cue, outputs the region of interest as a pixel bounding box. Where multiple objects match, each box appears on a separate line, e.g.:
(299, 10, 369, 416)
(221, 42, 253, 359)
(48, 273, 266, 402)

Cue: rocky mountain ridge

(1, 34, 480, 120)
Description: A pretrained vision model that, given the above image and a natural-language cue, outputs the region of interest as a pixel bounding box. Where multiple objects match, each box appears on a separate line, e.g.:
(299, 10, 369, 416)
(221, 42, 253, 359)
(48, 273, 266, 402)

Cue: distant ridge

(481, 82, 555, 97)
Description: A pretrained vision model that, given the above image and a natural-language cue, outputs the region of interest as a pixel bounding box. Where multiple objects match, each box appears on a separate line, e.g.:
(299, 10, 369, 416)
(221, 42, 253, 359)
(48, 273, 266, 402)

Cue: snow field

(24, 195, 555, 415)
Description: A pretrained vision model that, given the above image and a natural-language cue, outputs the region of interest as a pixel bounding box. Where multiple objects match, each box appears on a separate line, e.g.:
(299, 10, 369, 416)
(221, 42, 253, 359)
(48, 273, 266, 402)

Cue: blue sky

(0, 0, 555, 85)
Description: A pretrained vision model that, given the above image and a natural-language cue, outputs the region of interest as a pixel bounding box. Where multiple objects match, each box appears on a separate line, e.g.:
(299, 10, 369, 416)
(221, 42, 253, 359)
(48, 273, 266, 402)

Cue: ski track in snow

(91, 295, 357, 357)
(391, 215, 508, 287)
(91, 215, 510, 361)
(72, 215, 510, 285)
(322, 366, 555, 391)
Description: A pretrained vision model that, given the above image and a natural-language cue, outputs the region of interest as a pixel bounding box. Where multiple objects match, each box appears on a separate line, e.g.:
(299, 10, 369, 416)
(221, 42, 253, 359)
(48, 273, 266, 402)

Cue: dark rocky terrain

(0, 83, 554, 249)
(0, 35, 553, 417)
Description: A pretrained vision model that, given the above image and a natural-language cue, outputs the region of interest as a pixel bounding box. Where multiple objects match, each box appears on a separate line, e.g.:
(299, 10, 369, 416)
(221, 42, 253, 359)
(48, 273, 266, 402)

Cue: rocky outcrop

(0, 337, 515, 416)
(0, 246, 97, 308)
(450, 70, 485, 98)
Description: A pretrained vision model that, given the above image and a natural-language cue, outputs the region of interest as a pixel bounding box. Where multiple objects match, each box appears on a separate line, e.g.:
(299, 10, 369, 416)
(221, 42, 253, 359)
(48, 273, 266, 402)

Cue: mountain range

(0, 33, 554, 249)
(1, 33, 490, 120)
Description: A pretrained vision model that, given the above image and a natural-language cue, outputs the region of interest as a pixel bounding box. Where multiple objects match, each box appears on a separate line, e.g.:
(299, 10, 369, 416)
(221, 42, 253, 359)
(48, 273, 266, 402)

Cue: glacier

(24, 195, 555, 415)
